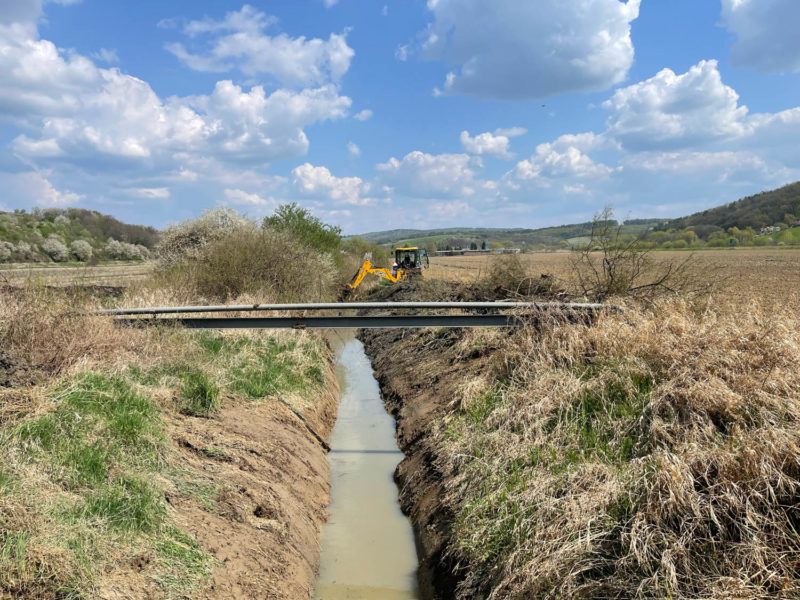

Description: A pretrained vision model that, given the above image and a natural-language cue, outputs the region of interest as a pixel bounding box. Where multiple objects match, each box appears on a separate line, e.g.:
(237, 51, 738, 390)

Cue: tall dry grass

(0, 286, 140, 384)
(440, 299, 800, 599)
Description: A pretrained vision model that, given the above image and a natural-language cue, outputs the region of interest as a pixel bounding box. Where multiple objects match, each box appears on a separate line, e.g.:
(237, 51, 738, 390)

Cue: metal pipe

(117, 314, 524, 329)
(99, 301, 611, 316)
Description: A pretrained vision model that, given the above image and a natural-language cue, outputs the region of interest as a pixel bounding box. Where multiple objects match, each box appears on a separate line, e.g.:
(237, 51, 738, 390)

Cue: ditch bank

(166, 358, 339, 600)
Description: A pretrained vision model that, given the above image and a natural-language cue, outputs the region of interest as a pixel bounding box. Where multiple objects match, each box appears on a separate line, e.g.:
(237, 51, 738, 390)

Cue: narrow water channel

(315, 330, 419, 600)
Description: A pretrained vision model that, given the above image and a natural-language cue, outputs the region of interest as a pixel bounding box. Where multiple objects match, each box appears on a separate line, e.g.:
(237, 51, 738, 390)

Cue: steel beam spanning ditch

(100, 300, 609, 316)
(118, 314, 525, 329)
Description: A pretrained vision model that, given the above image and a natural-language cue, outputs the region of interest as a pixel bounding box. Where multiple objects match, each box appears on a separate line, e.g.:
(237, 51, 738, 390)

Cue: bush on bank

(153, 205, 386, 302)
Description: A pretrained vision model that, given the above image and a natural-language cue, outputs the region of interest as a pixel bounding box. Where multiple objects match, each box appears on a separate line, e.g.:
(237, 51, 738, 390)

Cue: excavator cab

(393, 246, 429, 278)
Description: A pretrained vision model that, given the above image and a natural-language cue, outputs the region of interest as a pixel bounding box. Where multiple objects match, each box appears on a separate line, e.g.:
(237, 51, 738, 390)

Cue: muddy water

(315, 331, 419, 600)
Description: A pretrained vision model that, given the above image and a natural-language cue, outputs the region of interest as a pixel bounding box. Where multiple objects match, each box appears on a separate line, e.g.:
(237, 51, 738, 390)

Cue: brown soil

(359, 327, 490, 600)
(101, 375, 338, 600)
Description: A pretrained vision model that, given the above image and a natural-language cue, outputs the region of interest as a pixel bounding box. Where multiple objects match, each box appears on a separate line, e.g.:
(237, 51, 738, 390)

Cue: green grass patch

(154, 528, 214, 598)
(229, 338, 322, 399)
(179, 370, 221, 417)
(15, 373, 163, 490)
(195, 332, 248, 357)
(71, 477, 166, 533)
(0, 469, 14, 494)
(571, 374, 651, 465)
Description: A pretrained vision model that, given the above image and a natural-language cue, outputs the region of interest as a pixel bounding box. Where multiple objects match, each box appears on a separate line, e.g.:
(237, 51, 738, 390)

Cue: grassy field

(428, 248, 800, 306)
(0, 262, 153, 288)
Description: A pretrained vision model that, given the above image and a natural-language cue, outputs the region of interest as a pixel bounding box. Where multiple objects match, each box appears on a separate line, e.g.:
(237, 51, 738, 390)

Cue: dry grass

(0, 263, 152, 288)
(429, 249, 800, 308)
(436, 298, 800, 599)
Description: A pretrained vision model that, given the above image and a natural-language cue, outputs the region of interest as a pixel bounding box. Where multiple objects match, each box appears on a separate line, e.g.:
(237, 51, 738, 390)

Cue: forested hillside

(666, 181, 800, 231)
(0, 208, 158, 263)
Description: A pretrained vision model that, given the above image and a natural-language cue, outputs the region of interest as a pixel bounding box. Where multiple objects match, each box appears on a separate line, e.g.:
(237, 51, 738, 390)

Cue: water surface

(315, 331, 419, 600)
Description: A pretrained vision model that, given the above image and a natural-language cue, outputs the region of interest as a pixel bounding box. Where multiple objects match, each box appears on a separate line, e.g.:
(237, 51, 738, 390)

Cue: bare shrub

(156, 207, 250, 267)
(440, 300, 800, 599)
(571, 207, 713, 301)
(69, 240, 92, 262)
(0, 286, 137, 380)
(153, 228, 337, 302)
(40, 235, 69, 262)
(480, 254, 565, 299)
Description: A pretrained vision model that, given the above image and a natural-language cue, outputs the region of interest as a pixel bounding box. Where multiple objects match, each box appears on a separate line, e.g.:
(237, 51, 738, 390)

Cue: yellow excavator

(345, 246, 430, 293)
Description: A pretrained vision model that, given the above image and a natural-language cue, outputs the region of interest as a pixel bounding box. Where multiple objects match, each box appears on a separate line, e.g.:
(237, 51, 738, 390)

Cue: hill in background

(356, 182, 800, 251)
(0, 208, 158, 264)
(665, 181, 800, 232)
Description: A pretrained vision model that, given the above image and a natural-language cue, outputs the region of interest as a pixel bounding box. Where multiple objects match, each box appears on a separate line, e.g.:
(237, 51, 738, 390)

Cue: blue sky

(1, 0, 800, 233)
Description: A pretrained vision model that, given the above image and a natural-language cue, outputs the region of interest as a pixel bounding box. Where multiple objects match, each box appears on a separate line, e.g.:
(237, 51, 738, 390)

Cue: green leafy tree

(263, 204, 342, 258)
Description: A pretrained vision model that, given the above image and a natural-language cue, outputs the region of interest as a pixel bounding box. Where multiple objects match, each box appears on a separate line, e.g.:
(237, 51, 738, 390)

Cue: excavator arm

(347, 260, 402, 291)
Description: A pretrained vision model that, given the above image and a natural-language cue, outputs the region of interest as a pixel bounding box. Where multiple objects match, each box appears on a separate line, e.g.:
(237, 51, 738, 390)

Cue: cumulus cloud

(510, 133, 614, 182)
(603, 60, 750, 151)
(224, 188, 270, 205)
(292, 163, 373, 205)
(0, 15, 351, 171)
(418, 0, 640, 99)
(353, 109, 373, 121)
(721, 0, 800, 72)
(430, 200, 471, 219)
(164, 5, 354, 87)
(347, 141, 360, 157)
(2, 170, 84, 207)
(377, 151, 483, 197)
(460, 128, 525, 159)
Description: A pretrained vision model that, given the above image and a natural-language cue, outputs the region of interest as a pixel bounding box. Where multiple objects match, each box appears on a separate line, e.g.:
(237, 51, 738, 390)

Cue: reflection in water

(315, 331, 419, 600)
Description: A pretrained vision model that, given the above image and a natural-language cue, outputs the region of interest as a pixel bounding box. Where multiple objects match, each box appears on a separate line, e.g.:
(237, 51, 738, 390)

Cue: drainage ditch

(314, 330, 420, 600)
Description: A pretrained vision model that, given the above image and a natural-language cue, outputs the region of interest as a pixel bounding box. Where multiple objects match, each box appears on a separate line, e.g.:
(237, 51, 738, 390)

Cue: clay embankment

(166, 361, 338, 600)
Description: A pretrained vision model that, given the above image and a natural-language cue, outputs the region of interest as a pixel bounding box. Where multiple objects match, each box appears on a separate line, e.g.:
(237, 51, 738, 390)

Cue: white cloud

(721, 0, 800, 72)
(395, 44, 409, 62)
(347, 141, 360, 157)
(377, 151, 482, 197)
(2, 170, 83, 207)
(494, 127, 527, 138)
(131, 187, 170, 199)
(292, 163, 373, 205)
(382, 5, 388, 16)
(165, 5, 354, 87)
(90, 48, 119, 64)
(511, 133, 614, 182)
(430, 200, 470, 219)
(0, 18, 351, 167)
(460, 129, 524, 159)
(419, 0, 640, 99)
(603, 60, 750, 151)
(353, 109, 373, 121)
(323, 0, 339, 7)
(224, 188, 270, 205)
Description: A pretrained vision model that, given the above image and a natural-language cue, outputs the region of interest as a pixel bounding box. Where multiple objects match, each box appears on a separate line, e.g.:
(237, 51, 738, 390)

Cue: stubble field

(428, 248, 800, 307)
